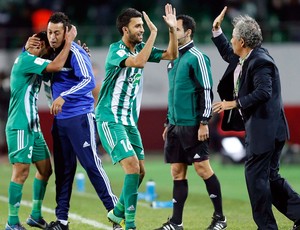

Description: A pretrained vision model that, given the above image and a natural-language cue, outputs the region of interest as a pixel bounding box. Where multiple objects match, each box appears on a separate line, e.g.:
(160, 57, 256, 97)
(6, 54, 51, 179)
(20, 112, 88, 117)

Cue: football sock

(123, 174, 139, 229)
(170, 179, 188, 225)
(31, 178, 47, 219)
(113, 194, 125, 219)
(113, 173, 144, 219)
(8, 181, 23, 225)
(204, 174, 223, 216)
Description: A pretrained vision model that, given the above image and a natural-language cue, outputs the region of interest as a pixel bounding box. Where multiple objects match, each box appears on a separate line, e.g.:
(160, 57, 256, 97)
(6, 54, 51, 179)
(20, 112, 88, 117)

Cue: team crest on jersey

(127, 73, 141, 85)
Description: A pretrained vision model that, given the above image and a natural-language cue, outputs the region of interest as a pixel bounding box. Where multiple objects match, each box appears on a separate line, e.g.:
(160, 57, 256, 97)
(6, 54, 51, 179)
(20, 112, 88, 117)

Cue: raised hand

(25, 34, 41, 50)
(65, 25, 77, 43)
(77, 40, 91, 57)
(213, 6, 227, 31)
(163, 3, 177, 29)
(142, 11, 157, 33)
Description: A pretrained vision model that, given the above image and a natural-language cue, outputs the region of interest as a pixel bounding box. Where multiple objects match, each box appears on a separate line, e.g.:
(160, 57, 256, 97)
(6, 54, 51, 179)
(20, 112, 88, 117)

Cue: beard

(128, 30, 143, 45)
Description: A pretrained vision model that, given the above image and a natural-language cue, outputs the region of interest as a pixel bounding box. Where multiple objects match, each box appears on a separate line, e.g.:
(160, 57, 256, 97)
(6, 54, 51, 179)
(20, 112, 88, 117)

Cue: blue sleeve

(60, 44, 95, 100)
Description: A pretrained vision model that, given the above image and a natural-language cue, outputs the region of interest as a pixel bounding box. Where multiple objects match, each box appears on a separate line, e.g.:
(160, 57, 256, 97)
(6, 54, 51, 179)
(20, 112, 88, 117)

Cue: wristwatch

(200, 120, 209, 125)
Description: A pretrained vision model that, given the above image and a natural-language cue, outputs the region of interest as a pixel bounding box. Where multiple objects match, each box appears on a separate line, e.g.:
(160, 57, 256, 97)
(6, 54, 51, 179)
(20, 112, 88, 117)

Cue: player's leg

(6, 129, 32, 228)
(70, 114, 118, 210)
(192, 140, 226, 229)
(26, 131, 52, 228)
(155, 125, 186, 230)
(51, 118, 77, 226)
(98, 121, 140, 229)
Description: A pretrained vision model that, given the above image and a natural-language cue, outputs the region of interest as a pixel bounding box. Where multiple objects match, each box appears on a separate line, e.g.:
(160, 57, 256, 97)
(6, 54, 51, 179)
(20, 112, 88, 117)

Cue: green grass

(0, 153, 299, 229)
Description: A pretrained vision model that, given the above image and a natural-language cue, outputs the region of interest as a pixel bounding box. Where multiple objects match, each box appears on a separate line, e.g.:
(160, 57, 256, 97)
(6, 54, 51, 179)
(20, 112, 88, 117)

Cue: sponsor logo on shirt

(34, 57, 45, 65)
(116, 49, 126, 57)
(128, 73, 141, 85)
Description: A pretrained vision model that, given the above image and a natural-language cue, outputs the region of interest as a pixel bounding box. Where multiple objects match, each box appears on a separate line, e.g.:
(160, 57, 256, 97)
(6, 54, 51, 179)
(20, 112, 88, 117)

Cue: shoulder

(109, 41, 126, 51)
(188, 47, 210, 63)
(250, 47, 275, 66)
(70, 42, 86, 55)
(108, 41, 129, 58)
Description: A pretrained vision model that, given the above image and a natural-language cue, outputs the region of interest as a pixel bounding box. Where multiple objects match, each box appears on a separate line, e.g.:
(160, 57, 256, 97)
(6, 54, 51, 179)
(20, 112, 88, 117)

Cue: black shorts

(164, 124, 209, 165)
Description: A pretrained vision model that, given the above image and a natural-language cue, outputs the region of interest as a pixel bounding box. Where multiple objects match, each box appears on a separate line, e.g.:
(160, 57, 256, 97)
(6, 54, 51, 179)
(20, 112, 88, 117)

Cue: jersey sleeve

(106, 42, 129, 69)
(60, 44, 95, 100)
(192, 53, 213, 120)
(19, 52, 50, 76)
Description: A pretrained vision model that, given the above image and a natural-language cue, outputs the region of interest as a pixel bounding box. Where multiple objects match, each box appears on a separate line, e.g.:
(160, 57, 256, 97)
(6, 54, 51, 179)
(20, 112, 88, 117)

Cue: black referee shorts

(164, 124, 209, 165)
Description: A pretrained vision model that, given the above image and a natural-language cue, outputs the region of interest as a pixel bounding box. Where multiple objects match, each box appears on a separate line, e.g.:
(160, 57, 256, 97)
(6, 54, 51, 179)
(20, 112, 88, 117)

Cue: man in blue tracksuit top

(44, 12, 118, 230)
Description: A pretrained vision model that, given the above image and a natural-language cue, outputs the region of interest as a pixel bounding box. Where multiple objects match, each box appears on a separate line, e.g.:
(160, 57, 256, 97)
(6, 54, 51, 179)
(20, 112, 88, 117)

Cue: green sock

(31, 178, 47, 219)
(123, 174, 139, 230)
(8, 181, 23, 225)
(114, 193, 125, 218)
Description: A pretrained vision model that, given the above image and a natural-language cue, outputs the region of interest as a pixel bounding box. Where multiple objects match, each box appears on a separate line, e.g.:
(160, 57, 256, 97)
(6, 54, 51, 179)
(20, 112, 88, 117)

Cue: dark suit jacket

(212, 33, 289, 154)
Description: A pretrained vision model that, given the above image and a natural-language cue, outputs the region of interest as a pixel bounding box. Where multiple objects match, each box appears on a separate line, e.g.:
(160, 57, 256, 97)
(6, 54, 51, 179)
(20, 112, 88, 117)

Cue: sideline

(0, 195, 111, 230)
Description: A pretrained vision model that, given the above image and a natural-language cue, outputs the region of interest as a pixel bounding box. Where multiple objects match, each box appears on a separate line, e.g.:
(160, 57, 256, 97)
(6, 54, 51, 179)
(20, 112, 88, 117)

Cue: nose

(49, 34, 55, 41)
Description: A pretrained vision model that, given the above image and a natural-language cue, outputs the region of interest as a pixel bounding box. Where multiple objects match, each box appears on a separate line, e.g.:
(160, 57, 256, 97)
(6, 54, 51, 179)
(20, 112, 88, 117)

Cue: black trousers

(245, 140, 300, 230)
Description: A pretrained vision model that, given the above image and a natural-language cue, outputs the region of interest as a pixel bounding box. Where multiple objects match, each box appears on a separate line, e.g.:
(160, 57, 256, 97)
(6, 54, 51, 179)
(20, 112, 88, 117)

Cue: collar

(239, 49, 253, 65)
(179, 40, 194, 55)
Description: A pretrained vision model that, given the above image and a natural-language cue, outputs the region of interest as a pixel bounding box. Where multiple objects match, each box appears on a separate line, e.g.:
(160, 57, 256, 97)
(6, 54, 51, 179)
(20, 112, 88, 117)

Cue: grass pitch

(0, 153, 299, 229)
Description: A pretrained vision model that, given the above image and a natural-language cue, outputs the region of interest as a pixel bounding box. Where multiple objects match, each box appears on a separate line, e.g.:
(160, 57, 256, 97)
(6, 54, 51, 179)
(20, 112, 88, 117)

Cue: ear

(240, 38, 245, 48)
(122, 26, 128, 34)
(186, 29, 192, 37)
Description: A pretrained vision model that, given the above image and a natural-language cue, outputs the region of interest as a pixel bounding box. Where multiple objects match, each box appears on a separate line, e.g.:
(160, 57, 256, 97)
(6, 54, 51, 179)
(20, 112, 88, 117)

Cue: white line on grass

(0, 195, 111, 230)
(0, 193, 152, 229)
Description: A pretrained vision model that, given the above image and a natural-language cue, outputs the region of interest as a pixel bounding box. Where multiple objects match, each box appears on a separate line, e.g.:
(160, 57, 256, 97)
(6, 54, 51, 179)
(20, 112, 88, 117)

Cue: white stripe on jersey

(189, 47, 212, 118)
(60, 44, 92, 97)
(111, 67, 143, 126)
(24, 77, 39, 131)
(112, 68, 127, 123)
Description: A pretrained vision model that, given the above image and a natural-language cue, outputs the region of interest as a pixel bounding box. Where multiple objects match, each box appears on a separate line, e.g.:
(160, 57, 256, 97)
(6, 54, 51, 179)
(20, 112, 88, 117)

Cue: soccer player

(5, 27, 77, 230)
(155, 15, 227, 230)
(95, 4, 178, 230)
(42, 12, 119, 230)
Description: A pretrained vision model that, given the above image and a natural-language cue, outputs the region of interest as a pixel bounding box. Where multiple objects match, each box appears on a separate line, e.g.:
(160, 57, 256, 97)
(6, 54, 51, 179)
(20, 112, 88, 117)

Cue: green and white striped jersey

(95, 40, 163, 126)
(6, 51, 50, 132)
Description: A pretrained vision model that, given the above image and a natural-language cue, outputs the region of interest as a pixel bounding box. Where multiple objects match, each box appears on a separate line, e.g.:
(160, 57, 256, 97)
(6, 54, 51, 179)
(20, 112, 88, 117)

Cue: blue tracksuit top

(51, 42, 95, 119)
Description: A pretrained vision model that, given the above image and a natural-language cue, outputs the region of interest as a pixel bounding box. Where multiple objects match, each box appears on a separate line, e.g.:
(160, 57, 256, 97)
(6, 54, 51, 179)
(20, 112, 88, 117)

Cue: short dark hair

(177, 15, 196, 39)
(36, 31, 50, 47)
(48, 12, 72, 31)
(116, 8, 142, 35)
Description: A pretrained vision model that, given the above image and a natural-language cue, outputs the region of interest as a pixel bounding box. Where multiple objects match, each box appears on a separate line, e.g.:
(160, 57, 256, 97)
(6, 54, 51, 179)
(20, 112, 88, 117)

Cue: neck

(240, 48, 252, 60)
(122, 37, 136, 52)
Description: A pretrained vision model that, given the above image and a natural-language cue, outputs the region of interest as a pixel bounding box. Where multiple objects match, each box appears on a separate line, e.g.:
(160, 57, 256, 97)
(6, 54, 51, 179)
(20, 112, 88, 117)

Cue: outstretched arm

(212, 6, 227, 31)
(161, 3, 178, 60)
(125, 11, 158, 68)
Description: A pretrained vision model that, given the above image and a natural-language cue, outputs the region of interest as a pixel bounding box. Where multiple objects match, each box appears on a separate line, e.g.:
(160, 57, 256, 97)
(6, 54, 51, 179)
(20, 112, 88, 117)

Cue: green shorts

(6, 129, 50, 164)
(97, 121, 144, 164)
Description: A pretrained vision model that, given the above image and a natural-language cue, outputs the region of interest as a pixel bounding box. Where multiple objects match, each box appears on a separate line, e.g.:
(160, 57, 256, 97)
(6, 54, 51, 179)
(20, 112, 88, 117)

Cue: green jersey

(95, 40, 163, 126)
(6, 51, 50, 132)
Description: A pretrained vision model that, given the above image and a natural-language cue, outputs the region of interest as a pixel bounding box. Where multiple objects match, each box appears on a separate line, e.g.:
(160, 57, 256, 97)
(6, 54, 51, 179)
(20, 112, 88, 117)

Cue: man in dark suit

(212, 6, 300, 230)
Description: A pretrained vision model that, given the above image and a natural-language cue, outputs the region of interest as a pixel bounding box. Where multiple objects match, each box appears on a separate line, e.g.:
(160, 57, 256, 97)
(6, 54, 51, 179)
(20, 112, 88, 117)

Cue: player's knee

(12, 169, 30, 184)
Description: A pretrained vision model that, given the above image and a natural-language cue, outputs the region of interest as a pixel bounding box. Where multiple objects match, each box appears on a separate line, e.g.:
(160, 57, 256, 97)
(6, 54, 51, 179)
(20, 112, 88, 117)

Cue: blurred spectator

(0, 71, 10, 155)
